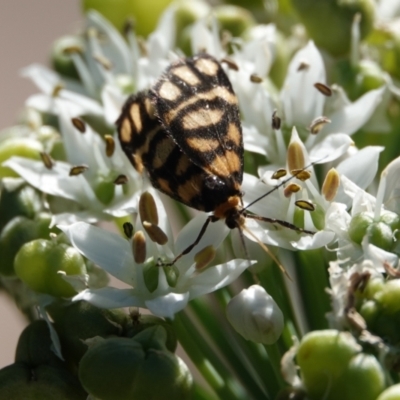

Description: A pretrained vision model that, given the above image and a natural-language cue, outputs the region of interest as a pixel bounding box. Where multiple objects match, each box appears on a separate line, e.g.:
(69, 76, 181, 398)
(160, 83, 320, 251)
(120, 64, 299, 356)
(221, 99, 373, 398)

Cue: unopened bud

(322, 168, 340, 201)
(194, 245, 216, 270)
(226, 285, 284, 344)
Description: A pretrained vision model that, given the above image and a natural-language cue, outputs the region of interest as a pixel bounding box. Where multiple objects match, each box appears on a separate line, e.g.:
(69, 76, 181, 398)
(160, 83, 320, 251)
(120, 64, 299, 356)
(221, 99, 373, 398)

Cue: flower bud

(51, 35, 83, 80)
(79, 335, 192, 400)
(296, 330, 361, 399)
(377, 384, 400, 400)
(0, 137, 43, 178)
(0, 363, 86, 399)
(14, 239, 87, 297)
(226, 285, 283, 344)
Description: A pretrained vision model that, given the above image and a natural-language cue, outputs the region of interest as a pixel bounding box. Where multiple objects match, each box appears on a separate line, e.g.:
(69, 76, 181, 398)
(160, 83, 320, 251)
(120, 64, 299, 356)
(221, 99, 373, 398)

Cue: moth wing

(151, 53, 244, 187)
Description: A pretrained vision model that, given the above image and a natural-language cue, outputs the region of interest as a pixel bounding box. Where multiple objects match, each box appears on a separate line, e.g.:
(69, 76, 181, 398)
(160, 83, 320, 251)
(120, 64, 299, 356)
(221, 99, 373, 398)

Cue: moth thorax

(213, 195, 243, 229)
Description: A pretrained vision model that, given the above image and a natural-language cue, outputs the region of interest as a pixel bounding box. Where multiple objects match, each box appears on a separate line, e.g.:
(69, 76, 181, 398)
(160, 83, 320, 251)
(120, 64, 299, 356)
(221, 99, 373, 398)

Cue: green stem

(171, 311, 247, 400)
(192, 382, 219, 400)
(295, 249, 330, 330)
(190, 294, 271, 399)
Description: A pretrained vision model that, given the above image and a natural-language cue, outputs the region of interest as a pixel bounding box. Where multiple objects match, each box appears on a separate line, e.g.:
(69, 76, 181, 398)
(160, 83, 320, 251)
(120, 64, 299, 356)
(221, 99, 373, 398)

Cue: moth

(117, 53, 314, 265)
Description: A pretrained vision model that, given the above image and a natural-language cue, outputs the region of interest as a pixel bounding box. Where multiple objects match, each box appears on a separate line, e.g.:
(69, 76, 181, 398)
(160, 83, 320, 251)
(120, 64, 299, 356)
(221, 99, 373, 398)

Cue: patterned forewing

(151, 54, 244, 189)
(116, 90, 240, 212)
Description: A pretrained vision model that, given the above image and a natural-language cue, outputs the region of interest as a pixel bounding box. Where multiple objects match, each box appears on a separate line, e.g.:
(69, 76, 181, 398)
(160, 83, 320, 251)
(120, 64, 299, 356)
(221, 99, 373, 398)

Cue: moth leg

(162, 215, 217, 266)
(244, 213, 315, 235)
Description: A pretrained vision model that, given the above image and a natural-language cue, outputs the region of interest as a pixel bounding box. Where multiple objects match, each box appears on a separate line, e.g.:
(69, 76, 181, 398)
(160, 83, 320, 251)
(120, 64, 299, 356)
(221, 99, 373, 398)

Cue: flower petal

(145, 292, 190, 319)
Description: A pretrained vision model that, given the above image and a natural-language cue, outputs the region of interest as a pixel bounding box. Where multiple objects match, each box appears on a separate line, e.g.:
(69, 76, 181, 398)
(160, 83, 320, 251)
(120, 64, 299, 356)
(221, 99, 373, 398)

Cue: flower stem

(171, 311, 248, 400)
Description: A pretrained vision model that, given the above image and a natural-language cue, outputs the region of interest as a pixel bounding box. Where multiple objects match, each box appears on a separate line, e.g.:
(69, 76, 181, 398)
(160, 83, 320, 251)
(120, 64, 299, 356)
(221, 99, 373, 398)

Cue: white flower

(60, 190, 252, 319)
(226, 285, 284, 344)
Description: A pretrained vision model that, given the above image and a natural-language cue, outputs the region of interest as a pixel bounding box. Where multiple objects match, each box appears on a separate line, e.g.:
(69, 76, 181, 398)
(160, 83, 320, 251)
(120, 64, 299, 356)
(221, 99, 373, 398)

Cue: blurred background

(0, 0, 81, 367)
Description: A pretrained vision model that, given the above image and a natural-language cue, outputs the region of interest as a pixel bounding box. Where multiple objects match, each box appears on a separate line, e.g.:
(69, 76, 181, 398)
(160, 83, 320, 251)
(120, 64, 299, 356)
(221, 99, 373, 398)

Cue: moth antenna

(241, 224, 292, 280)
(243, 158, 326, 212)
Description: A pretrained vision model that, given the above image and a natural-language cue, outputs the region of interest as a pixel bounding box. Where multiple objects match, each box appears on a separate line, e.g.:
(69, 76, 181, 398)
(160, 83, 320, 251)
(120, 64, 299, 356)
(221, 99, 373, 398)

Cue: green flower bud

(0, 184, 42, 231)
(291, 0, 375, 56)
(82, 0, 173, 36)
(0, 213, 54, 277)
(297, 330, 361, 399)
(51, 35, 84, 80)
(15, 320, 64, 368)
(214, 5, 256, 37)
(314, 353, 385, 400)
(0, 363, 86, 400)
(367, 221, 394, 251)
(14, 239, 87, 297)
(348, 212, 374, 244)
(375, 280, 400, 315)
(126, 314, 178, 353)
(0, 137, 42, 178)
(359, 299, 379, 326)
(79, 336, 192, 400)
(226, 285, 284, 344)
(93, 178, 115, 205)
(47, 300, 129, 368)
(377, 384, 400, 400)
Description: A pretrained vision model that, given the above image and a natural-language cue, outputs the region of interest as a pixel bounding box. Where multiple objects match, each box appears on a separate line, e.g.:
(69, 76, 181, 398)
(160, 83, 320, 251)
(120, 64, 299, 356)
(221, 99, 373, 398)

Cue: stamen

(142, 221, 168, 245)
(93, 53, 113, 70)
(114, 175, 128, 185)
(322, 168, 340, 201)
(69, 165, 89, 176)
(51, 83, 64, 97)
(295, 200, 315, 211)
(139, 191, 159, 225)
(71, 117, 86, 133)
(284, 183, 301, 197)
(309, 116, 331, 134)
(250, 74, 263, 83)
(221, 58, 239, 71)
(40, 152, 54, 169)
(271, 168, 287, 180)
(123, 222, 134, 239)
(297, 61, 309, 71)
(271, 109, 281, 130)
(287, 141, 305, 171)
(314, 82, 332, 96)
(104, 135, 115, 157)
(291, 169, 311, 181)
(194, 245, 216, 270)
(132, 231, 146, 264)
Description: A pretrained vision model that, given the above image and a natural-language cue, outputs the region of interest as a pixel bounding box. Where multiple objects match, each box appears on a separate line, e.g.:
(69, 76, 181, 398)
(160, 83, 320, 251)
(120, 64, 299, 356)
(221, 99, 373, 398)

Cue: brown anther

(123, 222, 134, 239)
(63, 45, 83, 55)
(291, 169, 311, 181)
(52, 83, 64, 97)
(314, 82, 332, 96)
(221, 58, 239, 71)
(271, 168, 287, 180)
(114, 174, 128, 185)
(194, 245, 216, 270)
(71, 117, 86, 133)
(40, 152, 54, 169)
(123, 18, 135, 36)
(250, 74, 263, 83)
(93, 53, 113, 70)
(322, 168, 340, 201)
(309, 116, 331, 134)
(295, 200, 315, 211)
(132, 230, 146, 264)
(283, 183, 301, 198)
(142, 221, 168, 245)
(69, 165, 89, 176)
(137, 37, 148, 57)
(104, 135, 115, 157)
(271, 109, 281, 130)
(139, 191, 159, 226)
(297, 61, 310, 71)
(287, 141, 305, 171)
